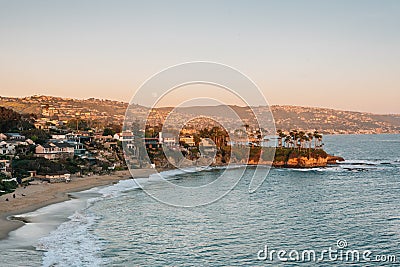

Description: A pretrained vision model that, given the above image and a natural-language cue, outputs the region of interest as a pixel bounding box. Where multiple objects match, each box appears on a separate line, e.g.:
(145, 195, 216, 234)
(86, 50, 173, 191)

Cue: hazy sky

(0, 0, 399, 113)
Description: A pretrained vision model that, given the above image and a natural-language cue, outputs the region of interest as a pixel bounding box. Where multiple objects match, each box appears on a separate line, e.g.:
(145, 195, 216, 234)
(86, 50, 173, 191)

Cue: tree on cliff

(277, 129, 323, 150)
(313, 131, 323, 149)
(277, 129, 286, 148)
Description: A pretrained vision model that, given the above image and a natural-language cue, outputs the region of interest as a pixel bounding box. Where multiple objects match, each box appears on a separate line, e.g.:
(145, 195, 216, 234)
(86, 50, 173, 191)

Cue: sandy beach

(0, 168, 156, 240)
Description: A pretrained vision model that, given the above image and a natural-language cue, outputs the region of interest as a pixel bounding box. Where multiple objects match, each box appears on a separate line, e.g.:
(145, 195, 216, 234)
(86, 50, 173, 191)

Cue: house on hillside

(0, 138, 33, 156)
(5, 133, 25, 141)
(95, 135, 114, 142)
(35, 142, 75, 160)
(114, 130, 134, 142)
(199, 138, 216, 154)
(72, 142, 86, 156)
(160, 133, 178, 147)
(35, 172, 71, 183)
(0, 160, 10, 173)
(49, 134, 88, 157)
(179, 135, 195, 147)
(0, 141, 15, 155)
(145, 137, 161, 149)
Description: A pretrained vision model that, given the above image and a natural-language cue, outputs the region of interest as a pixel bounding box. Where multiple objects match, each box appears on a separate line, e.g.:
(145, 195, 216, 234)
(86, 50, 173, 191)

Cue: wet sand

(0, 169, 155, 240)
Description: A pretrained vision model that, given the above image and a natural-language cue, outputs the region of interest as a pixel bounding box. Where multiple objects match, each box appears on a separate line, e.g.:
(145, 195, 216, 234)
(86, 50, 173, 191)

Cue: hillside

(157, 105, 400, 134)
(0, 95, 129, 125)
(269, 105, 400, 134)
(0, 106, 35, 132)
(1, 95, 399, 134)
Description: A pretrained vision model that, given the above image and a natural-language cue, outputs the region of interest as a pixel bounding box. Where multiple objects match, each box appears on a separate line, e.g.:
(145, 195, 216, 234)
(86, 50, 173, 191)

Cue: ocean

(1, 134, 399, 266)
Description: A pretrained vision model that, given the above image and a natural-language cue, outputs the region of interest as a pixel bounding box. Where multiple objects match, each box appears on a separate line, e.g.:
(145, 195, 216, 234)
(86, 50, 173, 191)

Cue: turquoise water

(1, 134, 399, 266)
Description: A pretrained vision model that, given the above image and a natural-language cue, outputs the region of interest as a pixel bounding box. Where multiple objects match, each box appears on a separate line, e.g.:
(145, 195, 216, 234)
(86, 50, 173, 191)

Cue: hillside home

(35, 142, 75, 160)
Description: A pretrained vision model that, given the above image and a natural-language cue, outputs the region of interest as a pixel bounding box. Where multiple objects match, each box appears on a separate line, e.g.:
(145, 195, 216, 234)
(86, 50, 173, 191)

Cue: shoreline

(0, 158, 346, 240)
(0, 169, 156, 240)
(0, 157, 346, 240)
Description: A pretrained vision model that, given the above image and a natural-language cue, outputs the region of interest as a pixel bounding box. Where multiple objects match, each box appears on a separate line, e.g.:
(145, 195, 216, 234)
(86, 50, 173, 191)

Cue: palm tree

(313, 130, 323, 149)
(277, 130, 286, 148)
(193, 134, 201, 146)
(284, 135, 292, 148)
(313, 131, 319, 148)
(298, 131, 306, 150)
(318, 134, 323, 149)
(290, 130, 298, 148)
(255, 129, 262, 146)
(288, 130, 294, 148)
(282, 133, 287, 146)
(303, 135, 312, 157)
(307, 132, 314, 149)
(303, 135, 309, 149)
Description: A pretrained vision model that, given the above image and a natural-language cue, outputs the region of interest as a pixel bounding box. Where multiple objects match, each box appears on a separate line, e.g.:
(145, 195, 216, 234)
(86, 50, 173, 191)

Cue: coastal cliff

(250, 147, 344, 168)
(208, 147, 345, 168)
(153, 147, 344, 169)
(272, 155, 344, 168)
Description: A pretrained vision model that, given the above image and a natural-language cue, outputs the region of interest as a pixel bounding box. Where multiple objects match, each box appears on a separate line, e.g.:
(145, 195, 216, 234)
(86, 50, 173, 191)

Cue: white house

(179, 135, 196, 146)
(5, 133, 25, 141)
(0, 141, 16, 155)
(114, 130, 134, 142)
(0, 159, 10, 172)
(35, 142, 75, 160)
(51, 134, 67, 140)
(161, 133, 178, 147)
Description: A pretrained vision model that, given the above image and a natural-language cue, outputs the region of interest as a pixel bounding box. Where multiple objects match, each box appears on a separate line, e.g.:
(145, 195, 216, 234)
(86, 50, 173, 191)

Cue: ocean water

(1, 134, 399, 266)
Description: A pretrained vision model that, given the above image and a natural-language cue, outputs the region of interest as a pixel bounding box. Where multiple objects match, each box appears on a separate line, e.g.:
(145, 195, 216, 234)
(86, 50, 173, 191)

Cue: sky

(0, 0, 399, 113)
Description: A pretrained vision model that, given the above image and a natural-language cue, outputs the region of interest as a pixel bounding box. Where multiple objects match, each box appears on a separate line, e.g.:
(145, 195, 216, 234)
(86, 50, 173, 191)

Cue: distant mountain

(164, 105, 400, 134)
(0, 95, 399, 134)
(0, 95, 128, 116)
(269, 105, 400, 134)
(0, 95, 129, 125)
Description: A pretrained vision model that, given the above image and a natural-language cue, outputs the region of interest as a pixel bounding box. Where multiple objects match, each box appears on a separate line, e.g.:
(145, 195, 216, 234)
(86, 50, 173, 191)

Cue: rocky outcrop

(160, 148, 344, 169)
(327, 155, 345, 164)
(271, 154, 344, 168)
(285, 156, 328, 168)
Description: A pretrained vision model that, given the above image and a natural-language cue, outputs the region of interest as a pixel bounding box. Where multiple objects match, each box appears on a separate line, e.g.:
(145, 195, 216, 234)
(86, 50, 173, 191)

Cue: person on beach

(13, 194, 15, 198)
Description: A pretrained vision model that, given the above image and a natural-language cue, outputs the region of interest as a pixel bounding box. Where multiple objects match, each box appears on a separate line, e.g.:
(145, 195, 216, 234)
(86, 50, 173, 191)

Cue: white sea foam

(289, 167, 330, 172)
(97, 178, 141, 197)
(342, 159, 379, 165)
(37, 210, 104, 267)
(336, 159, 399, 173)
(34, 171, 173, 266)
(36, 166, 260, 266)
(341, 159, 397, 165)
(36, 179, 143, 266)
(35, 177, 153, 266)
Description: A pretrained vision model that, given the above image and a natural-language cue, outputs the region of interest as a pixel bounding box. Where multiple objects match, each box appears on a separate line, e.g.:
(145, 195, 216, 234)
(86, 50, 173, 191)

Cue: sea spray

(37, 209, 104, 267)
